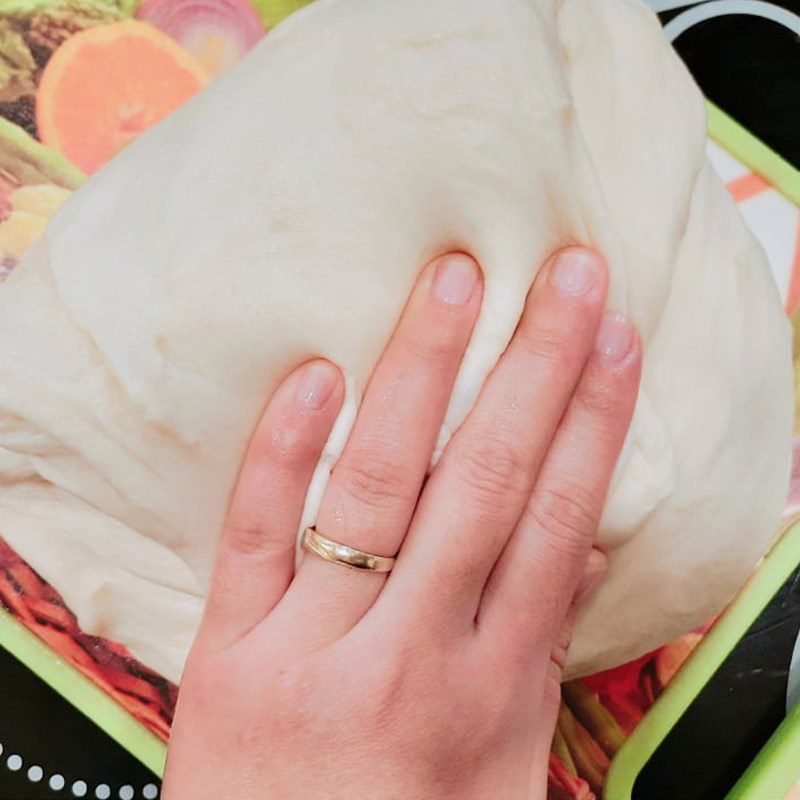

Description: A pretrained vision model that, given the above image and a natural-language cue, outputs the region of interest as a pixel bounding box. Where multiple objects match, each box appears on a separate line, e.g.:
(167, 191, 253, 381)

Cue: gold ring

(301, 527, 396, 573)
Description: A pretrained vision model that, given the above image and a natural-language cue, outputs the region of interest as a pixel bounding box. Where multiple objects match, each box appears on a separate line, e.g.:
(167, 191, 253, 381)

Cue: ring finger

(275, 253, 482, 641)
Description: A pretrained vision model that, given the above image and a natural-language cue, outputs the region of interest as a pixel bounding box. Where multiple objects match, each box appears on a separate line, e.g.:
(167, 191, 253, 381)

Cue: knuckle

(257, 417, 315, 471)
(530, 485, 598, 553)
(406, 328, 460, 367)
(456, 435, 528, 507)
(518, 321, 581, 373)
(268, 665, 323, 743)
(225, 516, 292, 559)
(340, 451, 416, 511)
(366, 661, 411, 730)
(575, 372, 619, 418)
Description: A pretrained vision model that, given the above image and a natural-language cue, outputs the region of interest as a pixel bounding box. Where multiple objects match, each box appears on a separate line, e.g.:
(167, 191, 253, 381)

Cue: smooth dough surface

(0, 0, 791, 682)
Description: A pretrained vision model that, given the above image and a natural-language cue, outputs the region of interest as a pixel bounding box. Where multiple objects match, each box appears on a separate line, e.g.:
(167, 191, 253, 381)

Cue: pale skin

(162, 247, 642, 799)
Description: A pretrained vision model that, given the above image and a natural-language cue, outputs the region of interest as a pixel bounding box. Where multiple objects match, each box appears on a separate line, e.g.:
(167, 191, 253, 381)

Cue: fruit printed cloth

(0, 2, 797, 799)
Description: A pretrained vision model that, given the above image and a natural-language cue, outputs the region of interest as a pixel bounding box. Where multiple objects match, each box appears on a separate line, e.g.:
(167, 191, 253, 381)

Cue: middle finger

(382, 247, 608, 626)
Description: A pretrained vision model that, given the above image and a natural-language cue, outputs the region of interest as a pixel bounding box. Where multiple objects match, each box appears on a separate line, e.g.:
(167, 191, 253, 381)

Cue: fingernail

(549, 249, 598, 296)
(594, 312, 635, 362)
(295, 362, 337, 410)
(432, 254, 478, 306)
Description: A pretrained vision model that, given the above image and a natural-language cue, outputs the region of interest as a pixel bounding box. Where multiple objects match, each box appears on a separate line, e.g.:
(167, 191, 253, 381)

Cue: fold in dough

(0, 0, 791, 682)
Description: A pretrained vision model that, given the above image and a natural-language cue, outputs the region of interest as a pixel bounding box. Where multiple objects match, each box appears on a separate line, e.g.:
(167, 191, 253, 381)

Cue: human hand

(162, 248, 641, 799)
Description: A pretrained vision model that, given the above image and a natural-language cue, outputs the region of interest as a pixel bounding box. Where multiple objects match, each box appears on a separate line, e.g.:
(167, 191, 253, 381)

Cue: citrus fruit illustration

(37, 20, 208, 174)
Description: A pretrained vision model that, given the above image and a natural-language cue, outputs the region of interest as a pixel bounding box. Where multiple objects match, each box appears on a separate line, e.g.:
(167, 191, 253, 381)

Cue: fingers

(276, 254, 482, 642)
(201, 360, 344, 647)
(382, 248, 608, 626)
(548, 549, 608, 672)
(525, 551, 607, 797)
(478, 315, 641, 663)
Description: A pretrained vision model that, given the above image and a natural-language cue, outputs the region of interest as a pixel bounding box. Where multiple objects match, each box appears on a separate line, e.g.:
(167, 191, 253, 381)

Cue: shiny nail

(550, 250, 598, 296)
(433, 254, 478, 306)
(594, 312, 635, 362)
(295, 362, 337, 410)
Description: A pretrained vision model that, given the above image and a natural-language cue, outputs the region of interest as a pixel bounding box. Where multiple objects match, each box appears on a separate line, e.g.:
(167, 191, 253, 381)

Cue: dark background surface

(634, 566, 800, 799)
(659, 0, 800, 169)
(0, 3, 798, 799)
(0, 652, 160, 799)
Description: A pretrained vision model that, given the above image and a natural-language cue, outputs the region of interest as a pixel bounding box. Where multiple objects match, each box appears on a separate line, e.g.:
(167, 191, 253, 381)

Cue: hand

(162, 248, 641, 800)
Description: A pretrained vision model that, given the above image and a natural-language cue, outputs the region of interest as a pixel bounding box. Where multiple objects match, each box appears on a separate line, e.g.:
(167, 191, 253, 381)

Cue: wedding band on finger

(301, 527, 397, 573)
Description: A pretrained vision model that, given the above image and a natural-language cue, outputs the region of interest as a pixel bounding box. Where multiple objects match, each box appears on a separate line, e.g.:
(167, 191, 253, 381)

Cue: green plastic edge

(604, 521, 800, 800)
(727, 696, 800, 800)
(249, 0, 314, 28)
(605, 104, 800, 800)
(707, 101, 800, 207)
(0, 608, 167, 776)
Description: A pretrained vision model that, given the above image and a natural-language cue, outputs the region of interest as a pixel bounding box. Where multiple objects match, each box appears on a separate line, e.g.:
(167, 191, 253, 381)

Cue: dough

(0, 0, 791, 683)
